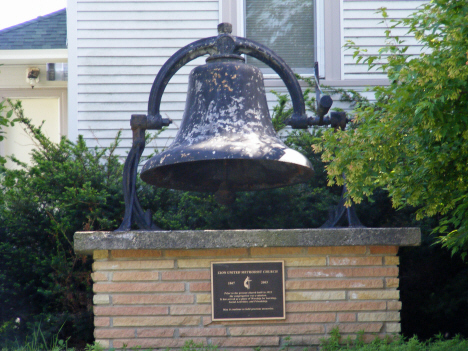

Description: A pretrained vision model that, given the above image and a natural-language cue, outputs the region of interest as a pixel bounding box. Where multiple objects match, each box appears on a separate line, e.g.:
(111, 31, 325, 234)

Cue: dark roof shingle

(0, 9, 67, 50)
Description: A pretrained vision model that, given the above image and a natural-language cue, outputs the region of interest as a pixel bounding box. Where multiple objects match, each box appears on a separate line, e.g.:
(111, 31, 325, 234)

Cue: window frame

(220, 0, 325, 78)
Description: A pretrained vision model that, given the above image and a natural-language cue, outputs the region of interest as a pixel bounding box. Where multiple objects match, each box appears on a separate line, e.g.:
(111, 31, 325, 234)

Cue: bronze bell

(140, 25, 314, 204)
(141, 56, 313, 202)
(116, 23, 332, 230)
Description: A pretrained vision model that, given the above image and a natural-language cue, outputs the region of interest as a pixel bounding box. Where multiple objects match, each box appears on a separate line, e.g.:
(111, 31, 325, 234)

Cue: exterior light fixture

(26, 67, 40, 88)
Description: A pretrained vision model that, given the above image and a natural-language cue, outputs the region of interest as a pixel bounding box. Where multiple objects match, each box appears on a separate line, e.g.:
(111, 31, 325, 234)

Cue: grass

(0, 323, 72, 351)
(320, 328, 468, 351)
(2, 327, 468, 351)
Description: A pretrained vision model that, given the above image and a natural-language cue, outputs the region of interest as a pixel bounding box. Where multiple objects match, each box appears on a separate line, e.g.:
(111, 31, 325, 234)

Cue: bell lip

(141, 142, 314, 175)
(140, 157, 314, 193)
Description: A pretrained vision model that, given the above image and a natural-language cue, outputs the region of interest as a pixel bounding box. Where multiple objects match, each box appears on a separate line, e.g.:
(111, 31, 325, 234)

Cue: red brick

(212, 337, 279, 347)
(94, 306, 168, 316)
(333, 323, 383, 333)
(113, 316, 200, 327)
(350, 290, 399, 300)
(203, 316, 212, 326)
(386, 278, 399, 288)
(385, 256, 400, 265)
(161, 270, 210, 280)
(387, 323, 401, 333)
(111, 250, 161, 258)
(287, 267, 398, 278)
(113, 338, 205, 348)
(287, 301, 386, 313)
(229, 325, 324, 336)
(338, 313, 356, 322)
(209, 313, 336, 326)
(94, 329, 134, 338)
(94, 317, 110, 327)
(164, 248, 248, 257)
(170, 305, 211, 315)
(286, 279, 383, 290)
(177, 259, 214, 268)
(288, 336, 322, 346)
(250, 247, 303, 256)
(93, 294, 110, 305)
(285, 257, 326, 266)
(369, 246, 399, 255)
(329, 257, 382, 266)
(113, 294, 194, 305)
(286, 291, 345, 301)
(179, 328, 227, 337)
(286, 313, 336, 323)
(190, 282, 211, 292)
(93, 260, 173, 270)
(307, 246, 367, 255)
(196, 293, 211, 303)
(93, 250, 108, 260)
(136, 329, 175, 338)
(387, 301, 402, 311)
(112, 272, 159, 281)
(358, 312, 400, 322)
(93, 282, 185, 293)
(91, 272, 108, 282)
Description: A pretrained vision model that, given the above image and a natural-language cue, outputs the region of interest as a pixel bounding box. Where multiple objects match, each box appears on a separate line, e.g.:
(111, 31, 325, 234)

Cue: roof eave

(0, 49, 68, 65)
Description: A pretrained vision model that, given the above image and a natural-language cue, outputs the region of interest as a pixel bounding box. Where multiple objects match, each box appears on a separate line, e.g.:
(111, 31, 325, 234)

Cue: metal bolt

(218, 23, 232, 34)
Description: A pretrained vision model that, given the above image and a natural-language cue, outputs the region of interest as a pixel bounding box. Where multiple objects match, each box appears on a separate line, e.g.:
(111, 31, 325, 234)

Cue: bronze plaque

(211, 261, 285, 321)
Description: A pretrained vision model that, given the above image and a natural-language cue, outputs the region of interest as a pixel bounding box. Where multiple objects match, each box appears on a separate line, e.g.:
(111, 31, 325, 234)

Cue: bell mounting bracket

(116, 22, 362, 231)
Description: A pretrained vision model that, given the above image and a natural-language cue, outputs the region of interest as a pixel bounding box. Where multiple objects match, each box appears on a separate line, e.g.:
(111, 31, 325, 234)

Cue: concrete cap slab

(74, 228, 421, 255)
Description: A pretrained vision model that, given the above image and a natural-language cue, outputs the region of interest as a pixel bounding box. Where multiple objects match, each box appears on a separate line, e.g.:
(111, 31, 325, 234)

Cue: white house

(0, 9, 68, 168)
(1, 1, 427, 162)
(67, 0, 426, 158)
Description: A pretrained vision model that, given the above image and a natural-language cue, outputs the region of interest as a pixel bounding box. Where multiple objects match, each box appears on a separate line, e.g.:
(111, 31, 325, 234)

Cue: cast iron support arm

(116, 114, 171, 231)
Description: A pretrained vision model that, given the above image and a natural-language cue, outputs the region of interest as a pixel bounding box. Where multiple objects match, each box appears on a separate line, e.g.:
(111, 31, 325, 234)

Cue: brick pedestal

(75, 228, 420, 350)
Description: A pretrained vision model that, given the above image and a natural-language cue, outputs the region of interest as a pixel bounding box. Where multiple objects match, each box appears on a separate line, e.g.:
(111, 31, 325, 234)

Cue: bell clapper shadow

(214, 160, 236, 206)
(214, 182, 236, 206)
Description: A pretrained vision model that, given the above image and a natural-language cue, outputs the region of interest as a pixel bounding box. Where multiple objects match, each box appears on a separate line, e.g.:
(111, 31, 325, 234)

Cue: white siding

(74, 0, 218, 155)
(70, 0, 427, 156)
(342, 0, 428, 80)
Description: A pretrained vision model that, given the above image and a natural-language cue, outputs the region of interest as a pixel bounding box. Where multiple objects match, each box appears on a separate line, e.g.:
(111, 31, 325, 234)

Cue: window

(245, 0, 315, 74)
(220, 0, 327, 78)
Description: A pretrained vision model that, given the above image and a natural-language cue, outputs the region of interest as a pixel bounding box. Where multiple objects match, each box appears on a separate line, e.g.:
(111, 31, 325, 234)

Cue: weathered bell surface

(140, 55, 314, 198)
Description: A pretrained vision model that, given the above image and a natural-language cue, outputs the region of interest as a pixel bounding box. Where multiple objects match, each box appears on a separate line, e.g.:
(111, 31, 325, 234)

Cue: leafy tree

(316, 0, 468, 256)
(0, 98, 15, 166)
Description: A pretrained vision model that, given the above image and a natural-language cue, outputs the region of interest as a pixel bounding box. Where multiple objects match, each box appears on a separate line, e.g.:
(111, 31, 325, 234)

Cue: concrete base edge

(75, 228, 421, 255)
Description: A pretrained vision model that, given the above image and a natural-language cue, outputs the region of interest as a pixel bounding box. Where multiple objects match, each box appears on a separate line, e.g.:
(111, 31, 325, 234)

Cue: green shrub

(0, 102, 124, 347)
(0, 98, 16, 166)
(320, 328, 468, 351)
(0, 323, 74, 351)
